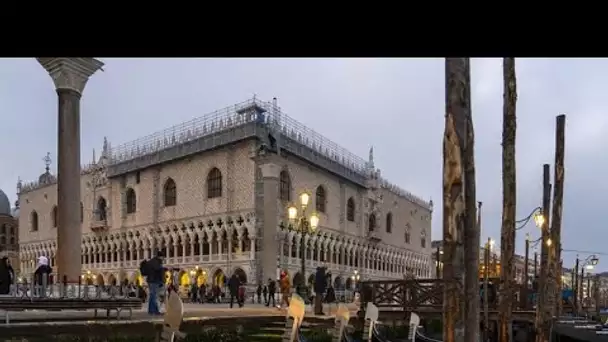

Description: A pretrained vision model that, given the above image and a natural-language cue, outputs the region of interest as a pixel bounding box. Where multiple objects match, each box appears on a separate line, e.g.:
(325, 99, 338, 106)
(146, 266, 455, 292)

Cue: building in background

(0, 190, 19, 274)
(431, 239, 539, 283)
(18, 98, 433, 289)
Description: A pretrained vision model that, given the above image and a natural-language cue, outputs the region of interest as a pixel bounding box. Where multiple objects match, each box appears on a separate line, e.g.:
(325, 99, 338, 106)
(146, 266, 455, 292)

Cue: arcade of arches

(19, 212, 431, 285)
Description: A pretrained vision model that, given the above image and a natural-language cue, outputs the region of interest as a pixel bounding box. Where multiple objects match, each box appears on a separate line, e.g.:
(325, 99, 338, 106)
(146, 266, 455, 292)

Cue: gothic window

(126, 188, 137, 214)
(405, 223, 411, 244)
(207, 168, 223, 198)
(97, 197, 108, 221)
(421, 230, 427, 248)
(163, 177, 177, 206)
(31, 211, 38, 231)
(346, 197, 355, 222)
(386, 212, 393, 233)
(315, 186, 326, 213)
(368, 213, 377, 232)
(52, 206, 58, 228)
(80, 202, 83, 223)
(279, 170, 291, 201)
(0, 224, 5, 234)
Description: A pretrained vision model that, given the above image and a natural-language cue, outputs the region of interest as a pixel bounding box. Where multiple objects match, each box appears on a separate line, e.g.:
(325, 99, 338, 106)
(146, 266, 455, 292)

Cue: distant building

(18, 98, 434, 288)
(430, 239, 539, 283)
(0, 189, 19, 274)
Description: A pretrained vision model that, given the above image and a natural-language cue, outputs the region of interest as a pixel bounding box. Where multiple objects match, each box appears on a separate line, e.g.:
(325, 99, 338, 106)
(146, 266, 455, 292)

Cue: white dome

(0, 190, 10, 216)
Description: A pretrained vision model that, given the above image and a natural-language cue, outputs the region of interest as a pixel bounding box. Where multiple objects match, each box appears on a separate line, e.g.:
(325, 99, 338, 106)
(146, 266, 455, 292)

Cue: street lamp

(285, 191, 320, 298)
(351, 270, 360, 290)
(574, 254, 599, 311)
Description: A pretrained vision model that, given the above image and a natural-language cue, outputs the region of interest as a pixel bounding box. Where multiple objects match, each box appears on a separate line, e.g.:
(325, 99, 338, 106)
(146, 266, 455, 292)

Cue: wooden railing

(360, 278, 535, 314)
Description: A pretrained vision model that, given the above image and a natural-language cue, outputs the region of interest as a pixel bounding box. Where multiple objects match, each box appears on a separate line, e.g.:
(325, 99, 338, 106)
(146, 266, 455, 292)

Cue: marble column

(37, 58, 104, 283)
(259, 162, 280, 283)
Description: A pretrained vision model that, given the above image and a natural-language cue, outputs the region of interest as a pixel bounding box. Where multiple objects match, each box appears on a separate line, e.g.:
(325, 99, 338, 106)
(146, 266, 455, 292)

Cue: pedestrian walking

(228, 274, 241, 308)
(280, 272, 291, 308)
(140, 251, 166, 315)
(256, 284, 262, 304)
(266, 278, 276, 307)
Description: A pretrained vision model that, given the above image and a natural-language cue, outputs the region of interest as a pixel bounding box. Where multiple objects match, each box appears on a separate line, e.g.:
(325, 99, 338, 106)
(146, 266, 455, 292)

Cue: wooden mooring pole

(499, 57, 517, 342)
(535, 164, 553, 342)
(443, 57, 472, 342)
(550, 114, 566, 317)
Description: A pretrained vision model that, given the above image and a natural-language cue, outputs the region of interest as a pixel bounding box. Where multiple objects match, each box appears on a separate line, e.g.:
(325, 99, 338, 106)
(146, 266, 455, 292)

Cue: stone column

(259, 162, 280, 283)
(37, 58, 104, 283)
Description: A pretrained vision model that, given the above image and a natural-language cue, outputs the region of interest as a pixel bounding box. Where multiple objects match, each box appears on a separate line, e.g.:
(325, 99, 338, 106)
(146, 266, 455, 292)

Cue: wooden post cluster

(499, 57, 517, 342)
(443, 57, 479, 342)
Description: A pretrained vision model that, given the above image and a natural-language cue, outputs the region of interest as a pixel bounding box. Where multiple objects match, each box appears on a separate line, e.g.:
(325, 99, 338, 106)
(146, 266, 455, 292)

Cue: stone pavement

(3, 302, 359, 323)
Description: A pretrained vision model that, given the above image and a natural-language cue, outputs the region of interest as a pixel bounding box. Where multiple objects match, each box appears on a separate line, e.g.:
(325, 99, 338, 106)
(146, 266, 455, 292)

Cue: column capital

(259, 163, 281, 179)
(37, 58, 104, 94)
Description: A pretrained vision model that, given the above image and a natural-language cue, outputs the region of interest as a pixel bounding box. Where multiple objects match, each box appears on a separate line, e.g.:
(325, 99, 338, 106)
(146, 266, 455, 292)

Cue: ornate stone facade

(0, 189, 19, 273)
(18, 98, 433, 288)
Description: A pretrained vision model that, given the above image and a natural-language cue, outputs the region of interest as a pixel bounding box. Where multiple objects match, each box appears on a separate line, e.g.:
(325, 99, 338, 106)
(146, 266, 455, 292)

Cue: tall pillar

(259, 162, 280, 283)
(37, 58, 104, 283)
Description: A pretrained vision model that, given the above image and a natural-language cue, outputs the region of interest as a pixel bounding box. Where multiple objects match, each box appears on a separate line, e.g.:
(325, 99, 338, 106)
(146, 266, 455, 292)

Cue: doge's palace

(18, 98, 433, 289)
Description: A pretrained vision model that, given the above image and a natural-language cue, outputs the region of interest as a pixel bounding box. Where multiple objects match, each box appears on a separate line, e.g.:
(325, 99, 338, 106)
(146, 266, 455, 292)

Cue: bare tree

(499, 57, 517, 342)
(444, 58, 477, 342)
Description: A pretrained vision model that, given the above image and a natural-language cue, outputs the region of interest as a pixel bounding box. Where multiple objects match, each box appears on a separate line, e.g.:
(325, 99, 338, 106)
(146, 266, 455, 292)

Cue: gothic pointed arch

(346, 197, 355, 222)
(30, 210, 39, 231)
(315, 185, 326, 213)
(97, 196, 108, 220)
(163, 177, 177, 206)
(368, 213, 377, 232)
(279, 170, 291, 201)
(207, 168, 222, 198)
(51, 206, 58, 228)
(126, 188, 137, 214)
(385, 212, 393, 233)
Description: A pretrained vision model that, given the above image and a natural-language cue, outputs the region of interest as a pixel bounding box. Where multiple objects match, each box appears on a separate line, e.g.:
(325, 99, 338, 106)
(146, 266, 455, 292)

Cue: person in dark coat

(256, 284, 263, 304)
(228, 274, 241, 308)
(266, 278, 276, 307)
(0, 257, 11, 294)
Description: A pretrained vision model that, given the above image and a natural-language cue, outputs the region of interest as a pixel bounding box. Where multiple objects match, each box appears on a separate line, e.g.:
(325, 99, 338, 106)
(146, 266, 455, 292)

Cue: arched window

(405, 223, 411, 244)
(126, 188, 137, 214)
(97, 197, 108, 221)
(346, 197, 355, 222)
(368, 213, 377, 232)
(31, 211, 39, 231)
(52, 206, 58, 228)
(0, 224, 5, 234)
(279, 170, 291, 201)
(386, 212, 393, 233)
(315, 186, 326, 213)
(207, 168, 223, 198)
(164, 178, 177, 206)
(80, 202, 83, 223)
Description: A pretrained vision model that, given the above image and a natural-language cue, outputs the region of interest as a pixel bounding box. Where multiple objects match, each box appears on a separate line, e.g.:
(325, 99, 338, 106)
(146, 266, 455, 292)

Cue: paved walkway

(3, 302, 359, 322)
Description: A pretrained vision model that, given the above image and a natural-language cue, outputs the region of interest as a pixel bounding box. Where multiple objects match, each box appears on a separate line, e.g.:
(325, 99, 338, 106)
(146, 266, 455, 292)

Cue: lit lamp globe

(299, 192, 310, 209)
(287, 206, 298, 221)
(309, 212, 320, 231)
(534, 210, 545, 228)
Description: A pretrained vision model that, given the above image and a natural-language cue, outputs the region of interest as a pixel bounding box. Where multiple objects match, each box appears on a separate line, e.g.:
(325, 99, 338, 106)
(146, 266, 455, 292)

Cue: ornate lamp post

(285, 191, 320, 298)
(575, 254, 599, 312)
(351, 270, 360, 291)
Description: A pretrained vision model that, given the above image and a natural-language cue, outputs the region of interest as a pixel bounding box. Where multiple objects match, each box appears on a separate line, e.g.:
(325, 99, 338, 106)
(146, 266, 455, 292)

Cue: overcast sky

(0, 58, 605, 271)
